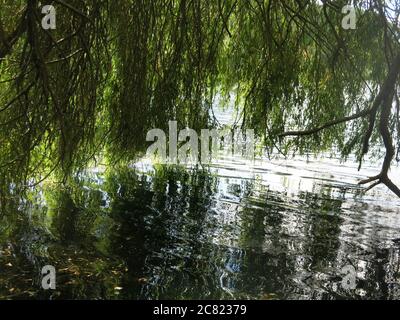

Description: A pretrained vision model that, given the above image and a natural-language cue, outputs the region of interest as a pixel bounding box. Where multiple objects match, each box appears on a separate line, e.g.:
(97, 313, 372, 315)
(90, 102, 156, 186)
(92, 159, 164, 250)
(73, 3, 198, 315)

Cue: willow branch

(359, 91, 400, 198)
(278, 108, 370, 137)
(280, 53, 400, 138)
(361, 54, 400, 156)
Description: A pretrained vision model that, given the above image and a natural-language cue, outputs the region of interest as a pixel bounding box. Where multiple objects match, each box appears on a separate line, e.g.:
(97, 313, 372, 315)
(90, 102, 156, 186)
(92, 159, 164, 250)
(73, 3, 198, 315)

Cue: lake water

(1, 152, 400, 300)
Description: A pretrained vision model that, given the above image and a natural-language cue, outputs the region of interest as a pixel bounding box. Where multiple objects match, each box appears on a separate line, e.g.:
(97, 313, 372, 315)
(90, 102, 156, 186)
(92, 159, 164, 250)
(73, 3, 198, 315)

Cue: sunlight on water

(127, 150, 400, 299)
(1, 141, 400, 299)
(1, 102, 399, 300)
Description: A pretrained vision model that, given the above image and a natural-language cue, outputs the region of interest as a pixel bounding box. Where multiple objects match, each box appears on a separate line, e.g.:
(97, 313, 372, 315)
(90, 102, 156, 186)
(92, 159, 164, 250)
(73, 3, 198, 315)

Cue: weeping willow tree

(1, 0, 400, 197)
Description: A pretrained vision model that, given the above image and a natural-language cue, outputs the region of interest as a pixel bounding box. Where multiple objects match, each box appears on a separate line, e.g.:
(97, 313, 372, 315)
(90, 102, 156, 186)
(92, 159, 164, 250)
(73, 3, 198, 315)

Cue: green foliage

(0, 0, 399, 190)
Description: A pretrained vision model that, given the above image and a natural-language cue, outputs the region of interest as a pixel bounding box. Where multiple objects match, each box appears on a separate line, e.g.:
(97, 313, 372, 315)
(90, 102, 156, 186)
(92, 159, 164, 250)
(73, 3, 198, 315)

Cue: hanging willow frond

(0, 0, 400, 197)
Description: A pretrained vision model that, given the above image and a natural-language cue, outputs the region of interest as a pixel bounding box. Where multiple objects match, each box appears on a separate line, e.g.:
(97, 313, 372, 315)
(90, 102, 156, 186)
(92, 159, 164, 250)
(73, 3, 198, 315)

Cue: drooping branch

(359, 91, 400, 198)
(280, 53, 400, 197)
(1, 0, 400, 194)
(360, 53, 400, 156)
(280, 54, 400, 139)
(278, 108, 370, 137)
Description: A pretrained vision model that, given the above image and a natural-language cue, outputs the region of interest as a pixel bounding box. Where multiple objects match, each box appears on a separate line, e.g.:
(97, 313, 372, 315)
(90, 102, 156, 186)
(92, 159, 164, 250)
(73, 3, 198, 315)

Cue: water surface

(1, 155, 400, 300)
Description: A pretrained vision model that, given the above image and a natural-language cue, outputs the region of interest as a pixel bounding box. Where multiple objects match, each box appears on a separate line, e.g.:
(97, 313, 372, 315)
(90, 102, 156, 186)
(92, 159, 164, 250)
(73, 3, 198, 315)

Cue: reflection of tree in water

(115, 169, 300, 299)
(0, 180, 126, 299)
(104, 166, 223, 299)
(1, 166, 400, 299)
(0, 194, 52, 299)
(295, 186, 345, 298)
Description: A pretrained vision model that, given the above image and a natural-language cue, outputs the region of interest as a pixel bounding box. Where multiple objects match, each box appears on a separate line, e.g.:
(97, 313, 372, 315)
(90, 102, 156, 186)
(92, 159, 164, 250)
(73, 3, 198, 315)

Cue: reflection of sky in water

(127, 147, 400, 299)
(134, 150, 400, 242)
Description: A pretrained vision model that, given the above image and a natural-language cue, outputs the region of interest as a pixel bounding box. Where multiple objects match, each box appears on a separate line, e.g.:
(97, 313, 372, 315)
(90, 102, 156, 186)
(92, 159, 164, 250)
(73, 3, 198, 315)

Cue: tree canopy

(1, 0, 400, 197)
